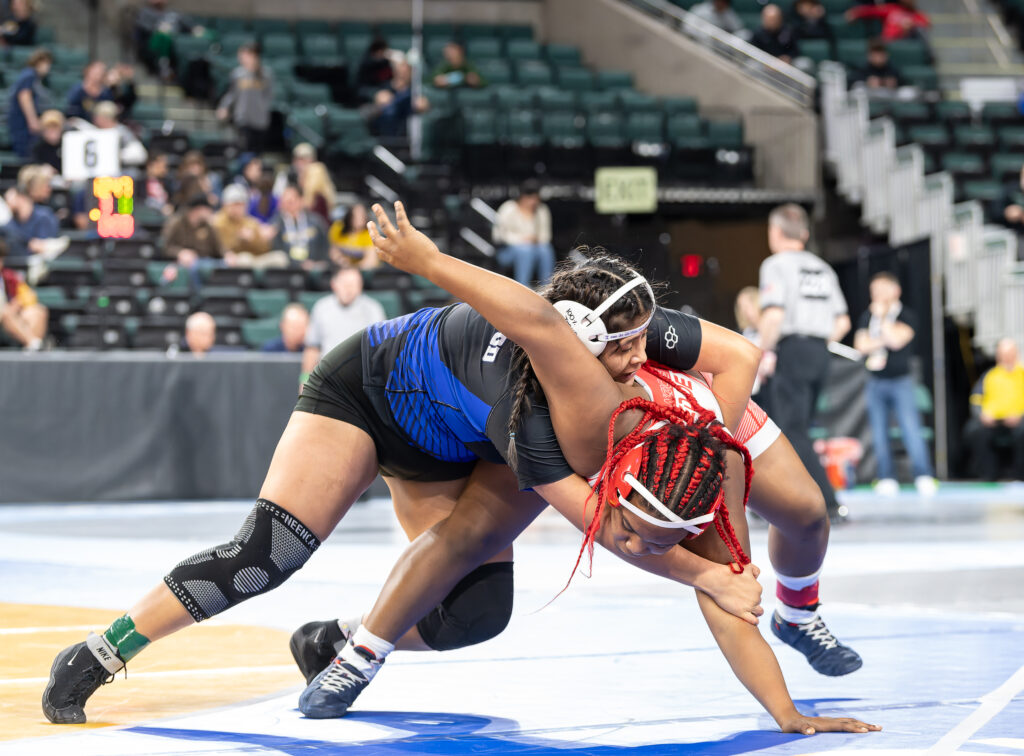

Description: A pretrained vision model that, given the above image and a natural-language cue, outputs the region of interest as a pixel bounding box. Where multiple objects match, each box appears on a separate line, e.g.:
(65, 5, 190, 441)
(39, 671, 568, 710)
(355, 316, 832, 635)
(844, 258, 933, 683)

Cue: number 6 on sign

(89, 176, 135, 239)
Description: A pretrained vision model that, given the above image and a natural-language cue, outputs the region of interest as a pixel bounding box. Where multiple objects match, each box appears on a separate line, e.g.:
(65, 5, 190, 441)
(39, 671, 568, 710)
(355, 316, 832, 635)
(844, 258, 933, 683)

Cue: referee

(757, 204, 851, 518)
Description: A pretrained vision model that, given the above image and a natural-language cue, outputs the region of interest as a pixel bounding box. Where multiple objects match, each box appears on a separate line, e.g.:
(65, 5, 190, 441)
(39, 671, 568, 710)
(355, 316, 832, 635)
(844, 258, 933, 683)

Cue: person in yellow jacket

(0, 237, 47, 350)
(966, 338, 1024, 480)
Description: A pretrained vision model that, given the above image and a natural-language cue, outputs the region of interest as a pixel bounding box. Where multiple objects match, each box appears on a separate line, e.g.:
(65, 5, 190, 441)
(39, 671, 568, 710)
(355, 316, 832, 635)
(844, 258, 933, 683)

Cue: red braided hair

(562, 395, 754, 592)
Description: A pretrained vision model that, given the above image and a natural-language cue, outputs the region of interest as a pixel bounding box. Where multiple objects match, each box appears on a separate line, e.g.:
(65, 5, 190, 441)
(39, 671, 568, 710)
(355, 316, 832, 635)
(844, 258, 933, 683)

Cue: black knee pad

(164, 499, 321, 622)
(416, 562, 513, 651)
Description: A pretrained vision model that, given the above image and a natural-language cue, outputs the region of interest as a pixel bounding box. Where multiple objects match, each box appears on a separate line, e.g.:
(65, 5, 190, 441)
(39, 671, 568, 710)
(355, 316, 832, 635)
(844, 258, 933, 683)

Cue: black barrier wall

(0, 353, 302, 503)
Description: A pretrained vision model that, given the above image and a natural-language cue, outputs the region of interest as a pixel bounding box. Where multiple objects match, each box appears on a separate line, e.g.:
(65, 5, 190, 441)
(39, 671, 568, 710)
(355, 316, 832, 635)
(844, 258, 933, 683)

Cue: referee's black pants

(770, 335, 840, 515)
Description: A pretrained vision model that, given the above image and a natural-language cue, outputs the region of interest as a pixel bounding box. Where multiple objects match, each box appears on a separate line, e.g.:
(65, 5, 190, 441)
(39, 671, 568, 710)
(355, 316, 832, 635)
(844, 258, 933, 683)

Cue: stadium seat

(63, 315, 128, 349)
(463, 109, 499, 144)
(998, 125, 1024, 148)
(831, 14, 866, 40)
(341, 35, 372, 62)
(500, 25, 535, 41)
(886, 38, 930, 67)
(477, 59, 513, 85)
(961, 179, 1004, 203)
(798, 39, 833, 64)
(901, 65, 939, 92)
(661, 96, 699, 116)
(667, 114, 709, 147)
(981, 101, 1022, 126)
(218, 32, 254, 56)
(466, 38, 503, 60)
(262, 33, 297, 57)
(868, 100, 892, 120)
(303, 35, 340, 59)
(297, 19, 335, 36)
(506, 39, 541, 60)
(836, 40, 868, 67)
(954, 124, 996, 150)
(890, 101, 932, 126)
(199, 286, 252, 318)
(366, 290, 403, 319)
(990, 152, 1024, 181)
(205, 267, 258, 288)
(534, 87, 578, 113)
(546, 44, 582, 67)
(580, 89, 618, 115)
(941, 151, 987, 178)
(454, 88, 495, 109)
(618, 90, 659, 112)
(707, 118, 745, 148)
(493, 86, 534, 111)
(290, 81, 332, 105)
(41, 260, 100, 288)
(626, 112, 665, 142)
(288, 107, 326, 146)
(595, 70, 633, 90)
(515, 61, 553, 87)
(459, 24, 501, 40)
(557, 67, 595, 92)
(252, 18, 290, 36)
(262, 268, 310, 292)
(935, 101, 972, 124)
(241, 318, 281, 349)
(503, 109, 541, 143)
(907, 124, 950, 149)
(587, 112, 627, 149)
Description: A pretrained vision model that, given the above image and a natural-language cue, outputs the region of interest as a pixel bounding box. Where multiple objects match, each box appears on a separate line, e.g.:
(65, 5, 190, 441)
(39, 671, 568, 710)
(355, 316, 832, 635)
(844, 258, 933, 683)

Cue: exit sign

(594, 167, 658, 214)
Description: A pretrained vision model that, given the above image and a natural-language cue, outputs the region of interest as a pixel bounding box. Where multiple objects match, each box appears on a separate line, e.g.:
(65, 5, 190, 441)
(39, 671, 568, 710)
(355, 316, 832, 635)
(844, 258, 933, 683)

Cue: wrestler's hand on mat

(367, 201, 440, 278)
(699, 562, 763, 626)
(779, 714, 881, 735)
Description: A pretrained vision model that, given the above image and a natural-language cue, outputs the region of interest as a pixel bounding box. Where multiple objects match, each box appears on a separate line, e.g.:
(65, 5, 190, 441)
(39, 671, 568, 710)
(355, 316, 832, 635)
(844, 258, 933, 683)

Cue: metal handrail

(620, 0, 817, 108)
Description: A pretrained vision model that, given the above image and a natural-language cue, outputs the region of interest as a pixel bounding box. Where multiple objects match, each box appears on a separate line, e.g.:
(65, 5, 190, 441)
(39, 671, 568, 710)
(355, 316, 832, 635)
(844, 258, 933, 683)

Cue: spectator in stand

(74, 100, 147, 168)
(853, 271, 937, 496)
(232, 154, 264, 202)
(329, 203, 378, 269)
(183, 311, 217, 356)
(858, 40, 900, 90)
(493, 179, 556, 286)
(999, 164, 1024, 231)
(432, 41, 485, 89)
(105, 63, 137, 118)
(216, 42, 273, 153)
(0, 0, 37, 47)
(249, 174, 278, 223)
(272, 183, 329, 267)
(301, 266, 385, 373)
(300, 161, 336, 226)
(160, 194, 222, 286)
(273, 142, 316, 196)
(846, 0, 929, 41)
(142, 152, 173, 216)
(211, 183, 280, 267)
(965, 338, 1024, 481)
(791, 0, 835, 47)
(19, 164, 59, 218)
(261, 302, 308, 353)
(751, 4, 799, 64)
(689, 0, 748, 37)
(65, 61, 112, 122)
(173, 150, 221, 207)
(356, 38, 394, 101)
(7, 48, 52, 158)
(30, 109, 64, 172)
(0, 237, 47, 350)
(3, 178, 59, 259)
(135, 0, 205, 80)
(371, 60, 430, 137)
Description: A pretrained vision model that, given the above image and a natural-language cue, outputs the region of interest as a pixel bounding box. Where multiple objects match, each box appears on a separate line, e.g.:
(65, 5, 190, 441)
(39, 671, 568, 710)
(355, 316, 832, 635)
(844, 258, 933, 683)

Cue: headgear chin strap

(605, 440, 720, 538)
(554, 275, 656, 356)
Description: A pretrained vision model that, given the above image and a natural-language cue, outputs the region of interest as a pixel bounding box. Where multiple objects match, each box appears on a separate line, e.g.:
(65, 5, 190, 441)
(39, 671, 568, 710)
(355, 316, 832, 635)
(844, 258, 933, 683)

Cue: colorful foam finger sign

(88, 176, 135, 239)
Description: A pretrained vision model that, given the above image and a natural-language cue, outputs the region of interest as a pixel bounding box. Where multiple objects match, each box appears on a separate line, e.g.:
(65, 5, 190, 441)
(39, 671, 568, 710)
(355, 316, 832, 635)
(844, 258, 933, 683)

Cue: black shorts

(294, 332, 478, 482)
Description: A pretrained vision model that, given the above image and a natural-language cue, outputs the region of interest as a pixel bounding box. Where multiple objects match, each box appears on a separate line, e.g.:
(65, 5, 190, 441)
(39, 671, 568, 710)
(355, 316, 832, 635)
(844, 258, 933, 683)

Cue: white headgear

(553, 275, 656, 356)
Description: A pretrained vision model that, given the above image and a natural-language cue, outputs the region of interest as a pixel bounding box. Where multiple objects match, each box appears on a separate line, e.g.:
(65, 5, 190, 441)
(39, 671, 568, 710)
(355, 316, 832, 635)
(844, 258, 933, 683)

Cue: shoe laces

(804, 617, 839, 650)
(318, 660, 366, 695)
(66, 664, 116, 704)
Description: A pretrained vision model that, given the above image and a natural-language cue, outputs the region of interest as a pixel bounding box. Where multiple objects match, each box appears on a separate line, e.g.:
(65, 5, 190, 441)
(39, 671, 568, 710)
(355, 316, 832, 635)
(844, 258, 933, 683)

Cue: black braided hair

(505, 250, 656, 472)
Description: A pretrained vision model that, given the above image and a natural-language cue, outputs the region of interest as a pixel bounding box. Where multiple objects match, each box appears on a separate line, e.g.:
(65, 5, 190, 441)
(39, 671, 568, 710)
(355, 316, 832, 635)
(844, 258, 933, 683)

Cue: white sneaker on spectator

(915, 476, 938, 497)
(874, 478, 899, 496)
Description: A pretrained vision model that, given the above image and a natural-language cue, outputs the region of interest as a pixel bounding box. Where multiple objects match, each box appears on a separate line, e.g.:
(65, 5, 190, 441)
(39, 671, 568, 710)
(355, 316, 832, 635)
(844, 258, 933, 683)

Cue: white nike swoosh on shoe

(67, 648, 82, 667)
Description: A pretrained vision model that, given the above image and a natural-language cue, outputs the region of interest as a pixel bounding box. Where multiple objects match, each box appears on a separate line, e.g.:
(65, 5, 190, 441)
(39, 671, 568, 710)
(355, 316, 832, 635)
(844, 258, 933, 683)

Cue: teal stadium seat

(546, 44, 581, 66)
(506, 39, 541, 60)
(557, 67, 595, 92)
(595, 70, 633, 90)
(707, 118, 744, 148)
(242, 318, 281, 349)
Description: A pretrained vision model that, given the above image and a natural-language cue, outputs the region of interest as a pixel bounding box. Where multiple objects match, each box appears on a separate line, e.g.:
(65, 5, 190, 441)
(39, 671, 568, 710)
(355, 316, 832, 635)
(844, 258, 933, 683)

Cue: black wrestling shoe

(298, 648, 378, 719)
(42, 635, 123, 724)
(289, 619, 356, 684)
(771, 611, 863, 677)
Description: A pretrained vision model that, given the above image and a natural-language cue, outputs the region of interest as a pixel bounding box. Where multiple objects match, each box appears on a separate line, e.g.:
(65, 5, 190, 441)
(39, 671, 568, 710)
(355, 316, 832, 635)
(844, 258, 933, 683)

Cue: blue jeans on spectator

(866, 374, 934, 480)
(497, 243, 556, 286)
